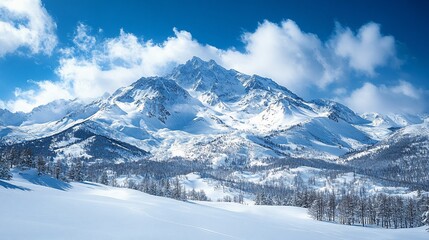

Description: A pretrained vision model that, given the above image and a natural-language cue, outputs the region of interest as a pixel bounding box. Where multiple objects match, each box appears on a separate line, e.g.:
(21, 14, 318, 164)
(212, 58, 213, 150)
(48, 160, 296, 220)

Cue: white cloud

(2, 80, 73, 112)
(221, 20, 342, 94)
(72, 23, 96, 52)
(0, 0, 57, 57)
(391, 80, 420, 99)
(333, 87, 347, 96)
(342, 81, 427, 114)
(53, 20, 342, 102)
(332, 22, 395, 75)
(3, 20, 418, 115)
(55, 26, 220, 100)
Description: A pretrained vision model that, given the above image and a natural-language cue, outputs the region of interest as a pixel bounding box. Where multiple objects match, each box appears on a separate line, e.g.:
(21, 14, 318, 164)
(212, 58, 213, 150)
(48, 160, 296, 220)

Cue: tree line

(307, 189, 428, 229)
(0, 147, 209, 202)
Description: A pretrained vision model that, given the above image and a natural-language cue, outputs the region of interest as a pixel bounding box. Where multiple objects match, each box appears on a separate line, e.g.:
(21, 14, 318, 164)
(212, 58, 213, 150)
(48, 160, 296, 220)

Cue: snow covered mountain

(341, 118, 429, 186)
(6, 121, 148, 164)
(0, 57, 425, 166)
(355, 112, 425, 140)
(361, 112, 424, 128)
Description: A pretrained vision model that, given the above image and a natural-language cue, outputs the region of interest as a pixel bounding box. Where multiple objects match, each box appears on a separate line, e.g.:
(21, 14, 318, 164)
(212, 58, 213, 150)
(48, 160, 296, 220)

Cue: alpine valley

(1, 57, 428, 201)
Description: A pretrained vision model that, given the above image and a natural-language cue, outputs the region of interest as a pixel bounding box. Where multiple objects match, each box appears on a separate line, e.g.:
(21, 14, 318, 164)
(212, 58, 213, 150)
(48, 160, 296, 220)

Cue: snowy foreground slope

(0, 171, 426, 240)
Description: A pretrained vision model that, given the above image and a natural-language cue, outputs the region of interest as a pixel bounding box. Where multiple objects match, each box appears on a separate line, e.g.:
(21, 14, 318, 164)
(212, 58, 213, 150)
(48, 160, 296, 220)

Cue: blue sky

(0, 0, 428, 114)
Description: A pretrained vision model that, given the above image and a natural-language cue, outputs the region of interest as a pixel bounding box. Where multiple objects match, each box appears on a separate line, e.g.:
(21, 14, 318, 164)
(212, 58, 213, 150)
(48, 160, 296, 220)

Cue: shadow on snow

(19, 170, 72, 191)
(0, 180, 31, 191)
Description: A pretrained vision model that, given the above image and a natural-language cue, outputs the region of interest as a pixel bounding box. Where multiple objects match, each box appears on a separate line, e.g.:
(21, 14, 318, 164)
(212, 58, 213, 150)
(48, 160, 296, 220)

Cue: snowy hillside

(341, 118, 429, 186)
(356, 112, 425, 140)
(5, 122, 148, 165)
(0, 170, 427, 240)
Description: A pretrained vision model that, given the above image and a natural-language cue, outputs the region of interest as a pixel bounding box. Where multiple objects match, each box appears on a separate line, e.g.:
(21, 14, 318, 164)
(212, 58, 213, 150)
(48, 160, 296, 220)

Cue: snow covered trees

(423, 209, 429, 231)
(327, 191, 336, 222)
(422, 195, 429, 231)
(7, 147, 19, 168)
(36, 156, 46, 175)
(308, 193, 326, 221)
(20, 148, 33, 169)
(54, 160, 62, 179)
(99, 171, 109, 185)
(0, 154, 11, 180)
(68, 160, 84, 182)
(172, 177, 185, 200)
(188, 188, 209, 201)
(255, 192, 270, 205)
(1, 147, 33, 169)
(306, 191, 424, 229)
(405, 198, 416, 227)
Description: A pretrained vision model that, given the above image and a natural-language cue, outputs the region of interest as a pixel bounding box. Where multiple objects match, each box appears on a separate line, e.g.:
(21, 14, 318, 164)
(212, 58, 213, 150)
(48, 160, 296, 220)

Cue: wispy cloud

(56, 26, 221, 100)
(0, 0, 57, 57)
(1, 80, 73, 113)
(341, 81, 427, 114)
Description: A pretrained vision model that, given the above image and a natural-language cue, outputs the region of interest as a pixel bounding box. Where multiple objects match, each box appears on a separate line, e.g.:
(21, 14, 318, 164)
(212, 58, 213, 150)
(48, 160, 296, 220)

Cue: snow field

(0, 170, 427, 240)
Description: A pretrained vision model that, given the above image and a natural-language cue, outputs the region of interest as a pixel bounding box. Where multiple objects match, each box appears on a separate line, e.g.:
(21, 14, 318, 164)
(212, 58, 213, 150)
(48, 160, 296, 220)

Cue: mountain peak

(189, 56, 205, 65)
(311, 99, 367, 124)
(188, 56, 218, 68)
(167, 57, 245, 102)
(179, 57, 225, 74)
(112, 77, 191, 105)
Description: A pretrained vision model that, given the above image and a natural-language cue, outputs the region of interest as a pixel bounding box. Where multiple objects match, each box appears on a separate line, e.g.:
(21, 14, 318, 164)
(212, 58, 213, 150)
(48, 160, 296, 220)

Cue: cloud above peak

(2, 19, 423, 115)
(56, 26, 221, 100)
(332, 22, 396, 75)
(55, 19, 349, 101)
(222, 20, 342, 92)
(0, 0, 57, 57)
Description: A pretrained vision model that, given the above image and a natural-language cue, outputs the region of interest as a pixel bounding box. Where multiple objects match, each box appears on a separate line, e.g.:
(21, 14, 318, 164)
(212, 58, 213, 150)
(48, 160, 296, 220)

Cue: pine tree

(0, 154, 11, 180)
(68, 163, 76, 181)
(357, 187, 367, 227)
(367, 197, 376, 225)
(8, 147, 19, 168)
(54, 160, 62, 179)
(423, 209, 429, 231)
(164, 179, 172, 197)
(198, 190, 209, 201)
(74, 160, 83, 181)
(99, 171, 109, 185)
(327, 191, 336, 222)
(255, 192, 262, 205)
(406, 197, 417, 228)
(181, 186, 187, 201)
(20, 148, 33, 169)
(172, 177, 182, 200)
(189, 188, 198, 200)
(422, 195, 429, 231)
(308, 196, 325, 221)
(68, 160, 83, 182)
(36, 156, 46, 175)
(393, 196, 404, 229)
(357, 197, 367, 226)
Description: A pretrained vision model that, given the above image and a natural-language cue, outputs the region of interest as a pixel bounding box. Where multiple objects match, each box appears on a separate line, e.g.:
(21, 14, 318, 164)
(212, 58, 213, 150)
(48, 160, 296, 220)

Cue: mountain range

(0, 57, 427, 179)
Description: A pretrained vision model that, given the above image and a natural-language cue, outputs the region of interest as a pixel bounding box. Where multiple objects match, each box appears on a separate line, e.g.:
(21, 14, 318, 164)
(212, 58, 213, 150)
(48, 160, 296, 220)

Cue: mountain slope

(341, 118, 429, 186)
(1, 121, 148, 164)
